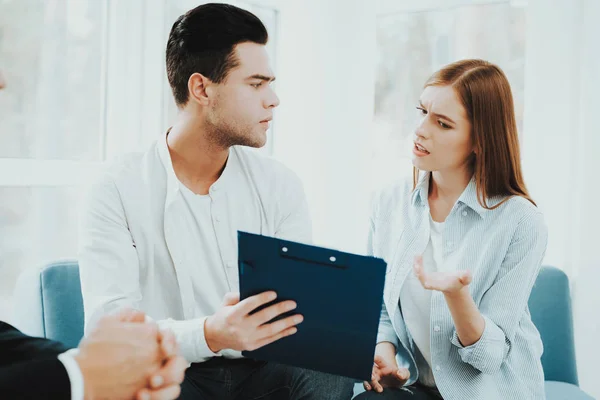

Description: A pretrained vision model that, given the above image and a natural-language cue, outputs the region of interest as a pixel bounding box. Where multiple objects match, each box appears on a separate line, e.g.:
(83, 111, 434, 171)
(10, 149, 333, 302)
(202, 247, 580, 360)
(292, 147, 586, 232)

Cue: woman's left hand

(413, 255, 472, 295)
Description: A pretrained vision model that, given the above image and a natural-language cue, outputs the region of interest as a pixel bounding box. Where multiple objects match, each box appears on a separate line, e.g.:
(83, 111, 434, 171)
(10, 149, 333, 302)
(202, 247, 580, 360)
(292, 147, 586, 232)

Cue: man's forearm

(204, 315, 223, 353)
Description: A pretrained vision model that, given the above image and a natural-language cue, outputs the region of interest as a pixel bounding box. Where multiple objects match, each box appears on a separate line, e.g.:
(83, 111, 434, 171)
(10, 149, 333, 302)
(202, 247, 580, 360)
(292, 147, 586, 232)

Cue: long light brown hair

(413, 59, 535, 208)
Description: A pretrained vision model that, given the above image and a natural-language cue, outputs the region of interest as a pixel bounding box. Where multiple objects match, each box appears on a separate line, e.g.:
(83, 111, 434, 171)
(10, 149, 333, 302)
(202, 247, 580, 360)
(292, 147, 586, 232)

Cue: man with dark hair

(79, 3, 354, 400)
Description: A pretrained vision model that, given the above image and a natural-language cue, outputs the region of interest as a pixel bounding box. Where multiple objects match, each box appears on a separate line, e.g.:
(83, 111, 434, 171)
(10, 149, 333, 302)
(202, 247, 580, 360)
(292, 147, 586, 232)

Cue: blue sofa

(11, 262, 594, 399)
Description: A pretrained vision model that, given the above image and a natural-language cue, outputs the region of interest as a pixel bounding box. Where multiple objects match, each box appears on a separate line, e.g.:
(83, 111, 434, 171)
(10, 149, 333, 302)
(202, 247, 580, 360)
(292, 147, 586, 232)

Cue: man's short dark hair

(166, 3, 269, 107)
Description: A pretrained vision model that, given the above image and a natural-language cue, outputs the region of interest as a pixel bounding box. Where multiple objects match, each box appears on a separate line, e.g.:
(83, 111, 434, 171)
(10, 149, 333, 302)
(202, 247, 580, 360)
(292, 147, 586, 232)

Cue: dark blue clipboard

(238, 231, 386, 381)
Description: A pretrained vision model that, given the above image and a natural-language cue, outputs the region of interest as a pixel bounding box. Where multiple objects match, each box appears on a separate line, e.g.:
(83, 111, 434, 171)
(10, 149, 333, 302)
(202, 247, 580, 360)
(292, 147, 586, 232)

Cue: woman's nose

(415, 121, 428, 139)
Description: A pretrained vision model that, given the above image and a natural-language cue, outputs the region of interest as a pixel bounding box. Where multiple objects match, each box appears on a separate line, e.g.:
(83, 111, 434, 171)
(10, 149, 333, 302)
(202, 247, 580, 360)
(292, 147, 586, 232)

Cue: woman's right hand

(363, 342, 410, 393)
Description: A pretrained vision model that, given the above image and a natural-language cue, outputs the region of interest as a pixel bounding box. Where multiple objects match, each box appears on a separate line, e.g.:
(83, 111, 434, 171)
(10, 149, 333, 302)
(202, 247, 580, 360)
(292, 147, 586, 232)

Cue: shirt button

(435, 366, 441, 372)
(462, 211, 467, 217)
(434, 325, 441, 332)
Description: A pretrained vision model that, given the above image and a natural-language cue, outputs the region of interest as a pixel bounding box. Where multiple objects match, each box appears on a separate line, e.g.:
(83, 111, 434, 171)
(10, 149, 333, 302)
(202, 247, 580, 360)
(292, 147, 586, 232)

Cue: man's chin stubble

(225, 131, 266, 149)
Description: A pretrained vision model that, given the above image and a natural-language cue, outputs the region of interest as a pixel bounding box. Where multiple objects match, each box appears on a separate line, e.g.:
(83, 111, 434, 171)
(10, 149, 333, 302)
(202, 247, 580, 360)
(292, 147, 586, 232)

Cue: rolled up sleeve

(450, 210, 548, 374)
(451, 314, 509, 374)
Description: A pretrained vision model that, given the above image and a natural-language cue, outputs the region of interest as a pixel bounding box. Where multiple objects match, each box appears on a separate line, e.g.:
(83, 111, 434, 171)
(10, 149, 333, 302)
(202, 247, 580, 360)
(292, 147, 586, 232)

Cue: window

(371, 2, 526, 191)
(0, 187, 81, 319)
(0, 0, 107, 321)
(0, 0, 280, 322)
(0, 0, 106, 161)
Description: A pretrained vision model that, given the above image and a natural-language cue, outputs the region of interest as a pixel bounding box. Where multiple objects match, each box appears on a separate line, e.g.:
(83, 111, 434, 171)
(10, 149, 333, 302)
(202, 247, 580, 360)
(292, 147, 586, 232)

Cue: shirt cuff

(162, 317, 221, 363)
(58, 349, 84, 400)
(376, 322, 400, 349)
(450, 315, 508, 374)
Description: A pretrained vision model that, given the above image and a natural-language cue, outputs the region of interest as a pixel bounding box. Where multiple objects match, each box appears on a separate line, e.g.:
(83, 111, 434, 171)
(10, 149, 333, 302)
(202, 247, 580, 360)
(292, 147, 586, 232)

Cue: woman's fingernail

(151, 375, 164, 387)
(139, 391, 150, 400)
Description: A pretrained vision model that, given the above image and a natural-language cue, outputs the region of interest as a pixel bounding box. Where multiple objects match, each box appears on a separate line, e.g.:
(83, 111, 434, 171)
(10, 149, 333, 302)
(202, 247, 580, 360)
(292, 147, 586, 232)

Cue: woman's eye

(416, 107, 427, 115)
(439, 121, 451, 129)
(251, 83, 263, 88)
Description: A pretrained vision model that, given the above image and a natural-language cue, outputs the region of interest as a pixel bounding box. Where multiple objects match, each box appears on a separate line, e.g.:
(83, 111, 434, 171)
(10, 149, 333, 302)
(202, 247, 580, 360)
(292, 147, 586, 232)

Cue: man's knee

(177, 373, 210, 400)
(289, 368, 355, 399)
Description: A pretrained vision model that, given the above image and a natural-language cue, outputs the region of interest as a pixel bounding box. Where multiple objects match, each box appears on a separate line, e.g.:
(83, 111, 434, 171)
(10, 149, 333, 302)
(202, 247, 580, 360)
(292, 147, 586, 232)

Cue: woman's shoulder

(494, 195, 544, 221)
(489, 195, 547, 239)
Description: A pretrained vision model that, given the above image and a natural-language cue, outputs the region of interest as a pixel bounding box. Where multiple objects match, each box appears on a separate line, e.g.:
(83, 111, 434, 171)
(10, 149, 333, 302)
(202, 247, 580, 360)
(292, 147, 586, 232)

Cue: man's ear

(187, 73, 212, 106)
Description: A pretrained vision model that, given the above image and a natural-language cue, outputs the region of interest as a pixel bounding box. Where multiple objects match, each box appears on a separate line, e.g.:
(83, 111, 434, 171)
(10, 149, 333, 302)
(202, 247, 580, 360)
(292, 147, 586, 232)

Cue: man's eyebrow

(246, 74, 276, 82)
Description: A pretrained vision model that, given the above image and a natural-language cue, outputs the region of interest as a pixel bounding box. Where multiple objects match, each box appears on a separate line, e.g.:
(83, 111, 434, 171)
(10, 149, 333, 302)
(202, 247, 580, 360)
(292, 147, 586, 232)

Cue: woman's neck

(428, 168, 472, 222)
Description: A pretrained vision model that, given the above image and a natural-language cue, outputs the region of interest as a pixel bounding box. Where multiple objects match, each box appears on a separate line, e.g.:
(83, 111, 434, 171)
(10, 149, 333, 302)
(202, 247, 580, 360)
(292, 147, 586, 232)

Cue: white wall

(522, 0, 582, 277)
(575, 2, 600, 397)
(274, 0, 375, 253)
(523, 0, 599, 397)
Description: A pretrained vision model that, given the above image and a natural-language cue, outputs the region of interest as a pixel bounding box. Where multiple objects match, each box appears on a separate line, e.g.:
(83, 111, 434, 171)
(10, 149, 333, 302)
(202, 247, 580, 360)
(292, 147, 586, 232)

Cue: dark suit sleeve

(0, 358, 71, 399)
(0, 322, 72, 399)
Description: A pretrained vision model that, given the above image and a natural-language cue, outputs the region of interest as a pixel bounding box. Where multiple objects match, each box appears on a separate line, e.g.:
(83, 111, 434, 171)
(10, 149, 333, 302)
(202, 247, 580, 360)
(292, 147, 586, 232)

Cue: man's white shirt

(78, 132, 312, 362)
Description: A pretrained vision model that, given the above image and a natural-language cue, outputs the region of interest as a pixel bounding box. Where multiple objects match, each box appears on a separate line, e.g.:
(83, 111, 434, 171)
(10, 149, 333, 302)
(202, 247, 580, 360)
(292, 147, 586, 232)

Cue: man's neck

(167, 117, 229, 195)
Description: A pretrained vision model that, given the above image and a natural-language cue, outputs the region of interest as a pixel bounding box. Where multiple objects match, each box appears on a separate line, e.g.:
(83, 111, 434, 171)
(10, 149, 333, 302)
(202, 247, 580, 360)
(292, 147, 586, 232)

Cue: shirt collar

(411, 171, 430, 209)
(411, 172, 490, 219)
(457, 178, 490, 219)
(157, 129, 180, 204)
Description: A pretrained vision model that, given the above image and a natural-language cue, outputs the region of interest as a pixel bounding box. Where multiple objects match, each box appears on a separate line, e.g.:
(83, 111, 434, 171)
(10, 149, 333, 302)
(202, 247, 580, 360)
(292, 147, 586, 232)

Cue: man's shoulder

(94, 143, 161, 187)
(107, 146, 157, 177)
(232, 146, 303, 187)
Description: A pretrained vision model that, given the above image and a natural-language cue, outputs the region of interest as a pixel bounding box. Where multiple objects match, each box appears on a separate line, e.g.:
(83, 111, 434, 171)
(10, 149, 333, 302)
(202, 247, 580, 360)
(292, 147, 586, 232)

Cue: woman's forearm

(443, 287, 485, 346)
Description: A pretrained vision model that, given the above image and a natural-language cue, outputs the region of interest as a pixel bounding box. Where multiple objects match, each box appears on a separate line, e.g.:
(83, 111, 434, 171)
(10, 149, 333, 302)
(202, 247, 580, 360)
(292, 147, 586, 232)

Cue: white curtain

(523, 0, 600, 397)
